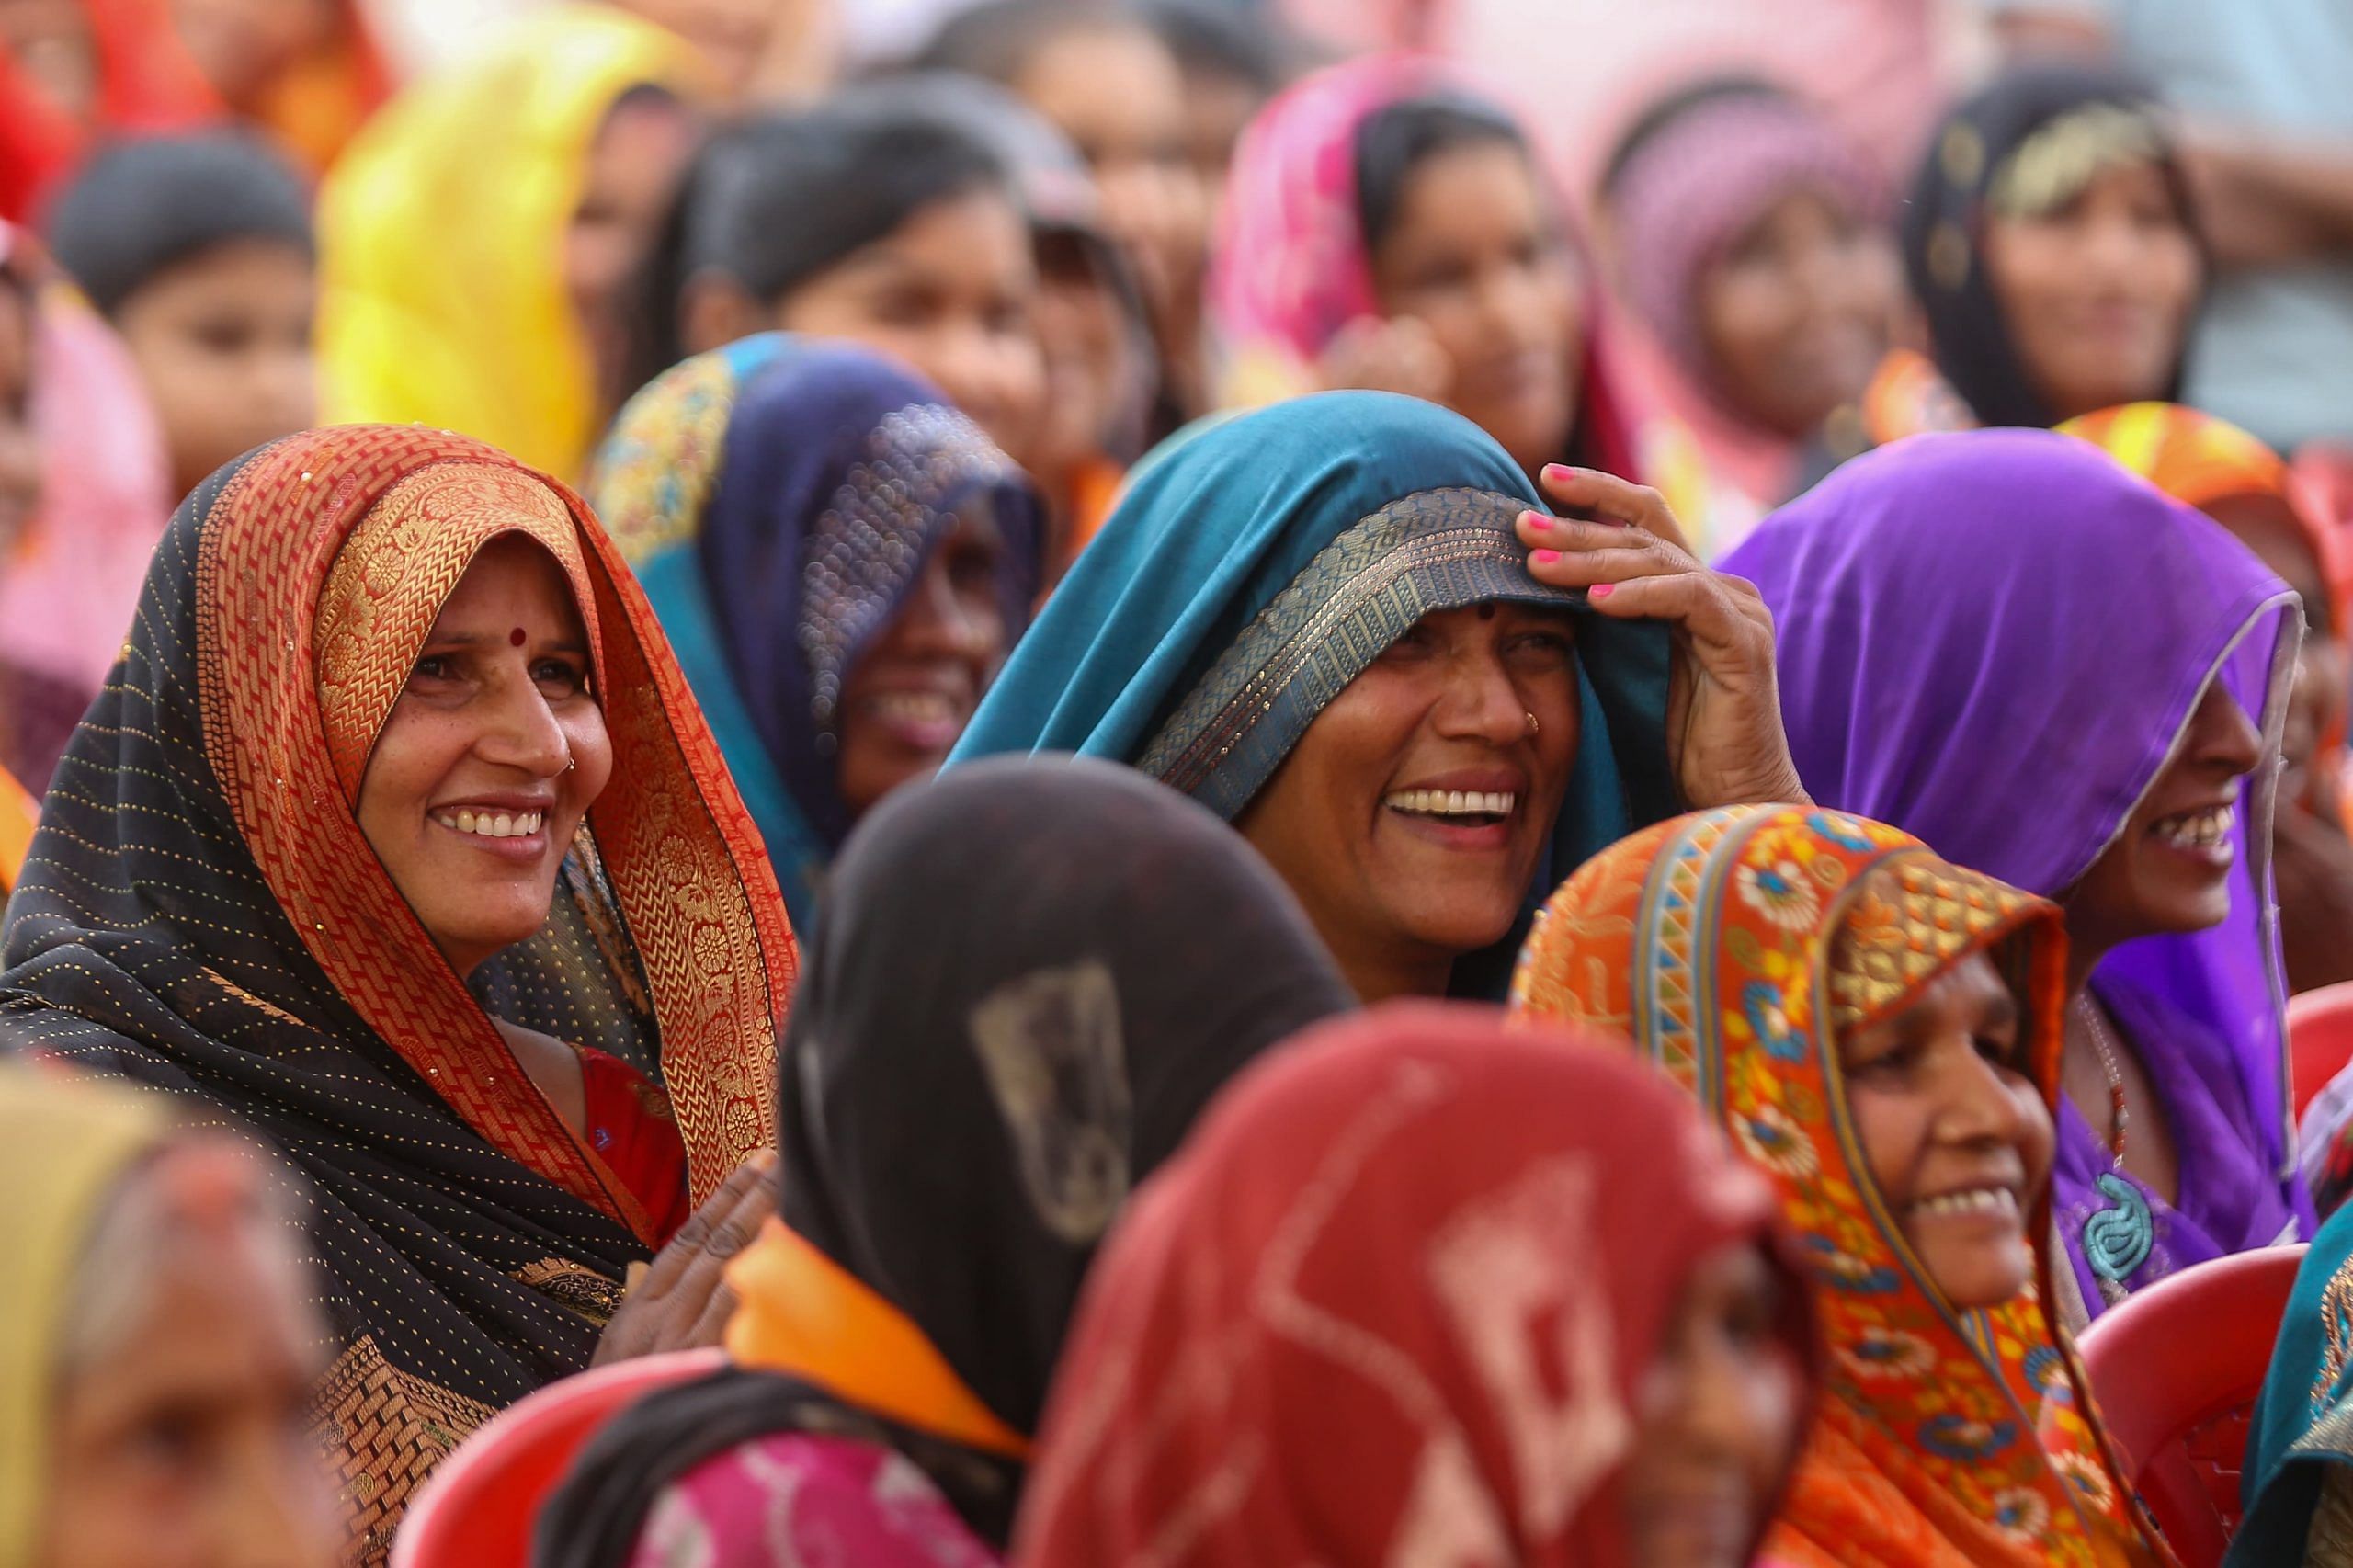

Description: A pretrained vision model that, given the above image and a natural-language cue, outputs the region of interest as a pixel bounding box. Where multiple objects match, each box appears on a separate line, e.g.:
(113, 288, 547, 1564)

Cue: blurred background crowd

(5, 3, 2353, 1566)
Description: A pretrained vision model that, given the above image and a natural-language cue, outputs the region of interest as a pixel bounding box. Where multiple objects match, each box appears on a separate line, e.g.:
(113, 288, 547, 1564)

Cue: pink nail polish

(1588, 582, 1615, 598)
(1531, 548, 1561, 564)
(1540, 462, 1572, 483)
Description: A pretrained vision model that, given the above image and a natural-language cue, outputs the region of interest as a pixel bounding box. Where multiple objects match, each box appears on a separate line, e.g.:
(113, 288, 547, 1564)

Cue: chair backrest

(2076, 1246, 2305, 1568)
(2290, 982, 2353, 1125)
(2287, 979, 2353, 1125)
(389, 1347, 726, 1568)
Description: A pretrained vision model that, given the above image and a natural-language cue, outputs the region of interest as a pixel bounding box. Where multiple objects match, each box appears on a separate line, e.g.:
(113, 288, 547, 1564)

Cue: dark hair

(1142, 0, 1292, 92)
(623, 94, 1017, 397)
(910, 0, 1158, 82)
(43, 131, 313, 318)
(1597, 74, 1791, 202)
(1353, 93, 1529, 254)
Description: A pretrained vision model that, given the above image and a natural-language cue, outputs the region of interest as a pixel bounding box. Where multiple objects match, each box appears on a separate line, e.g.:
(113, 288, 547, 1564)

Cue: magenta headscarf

(1205, 54, 1638, 476)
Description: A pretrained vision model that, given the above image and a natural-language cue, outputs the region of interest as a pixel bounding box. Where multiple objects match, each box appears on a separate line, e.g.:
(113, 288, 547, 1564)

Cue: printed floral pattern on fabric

(585, 347, 744, 564)
(1511, 805, 2162, 1567)
(801, 405, 1023, 734)
(628, 1431, 1001, 1568)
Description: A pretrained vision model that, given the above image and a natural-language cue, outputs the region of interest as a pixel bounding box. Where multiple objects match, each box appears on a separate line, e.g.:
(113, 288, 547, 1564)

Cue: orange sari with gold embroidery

(0, 426, 794, 1563)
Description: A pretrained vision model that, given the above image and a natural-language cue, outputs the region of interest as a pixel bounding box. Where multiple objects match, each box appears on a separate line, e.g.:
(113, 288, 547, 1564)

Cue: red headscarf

(1015, 1002, 1813, 1566)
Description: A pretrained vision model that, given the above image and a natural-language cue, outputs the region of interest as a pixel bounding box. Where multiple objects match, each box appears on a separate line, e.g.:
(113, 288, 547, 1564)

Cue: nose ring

(565, 754, 576, 773)
(1524, 711, 1540, 738)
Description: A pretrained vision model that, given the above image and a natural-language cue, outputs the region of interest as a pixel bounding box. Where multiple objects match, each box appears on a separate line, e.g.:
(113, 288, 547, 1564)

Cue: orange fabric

(0, 763, 32, 894)
(199, 426, 793, 1235)
(2060, 402, 2346, 628)
(82, 0, 389, 173)
(725, 1218, 1032, 1460)
(1511, 806, 2170, 1568)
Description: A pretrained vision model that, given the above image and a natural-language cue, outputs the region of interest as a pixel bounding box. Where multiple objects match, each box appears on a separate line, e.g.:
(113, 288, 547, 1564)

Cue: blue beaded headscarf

(591, 335, 1045, 932)
(949, 392, 1679, 996)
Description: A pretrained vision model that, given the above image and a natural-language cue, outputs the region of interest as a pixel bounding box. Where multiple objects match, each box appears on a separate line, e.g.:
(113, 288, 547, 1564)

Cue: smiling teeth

(872, 693, 955, 722)
(2154, 804, 2234, 850)
(1908, 1187, 2018, 1220)
(433, 810, 543, 838)
(1384, 790, 1518, 817)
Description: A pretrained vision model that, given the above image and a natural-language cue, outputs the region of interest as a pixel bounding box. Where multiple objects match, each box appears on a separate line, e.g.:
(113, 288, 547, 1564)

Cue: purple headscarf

(1723, 429, 2309, 1322)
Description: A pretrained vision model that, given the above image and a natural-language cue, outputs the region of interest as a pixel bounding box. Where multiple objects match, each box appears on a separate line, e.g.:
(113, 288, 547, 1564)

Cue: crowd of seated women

(6, 2, 2353, 1566)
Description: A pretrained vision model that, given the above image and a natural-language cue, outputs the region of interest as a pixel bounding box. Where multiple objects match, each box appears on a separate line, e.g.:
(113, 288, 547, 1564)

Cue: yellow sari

(316, 6, 701, 480)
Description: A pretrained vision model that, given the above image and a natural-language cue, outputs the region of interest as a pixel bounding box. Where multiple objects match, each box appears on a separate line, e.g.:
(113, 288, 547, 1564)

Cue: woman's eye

(531, 659, 585, 697)
(1378, 628, 1436, 663)
(947, 545, 1000, 591)
(1973, 1034, 2023, 1071)
(1853, 1040, 1922, 1078)
(1506, 631, 1575, 667)
(126, 1409, 206, 1473)
(409, 653, 458, 684)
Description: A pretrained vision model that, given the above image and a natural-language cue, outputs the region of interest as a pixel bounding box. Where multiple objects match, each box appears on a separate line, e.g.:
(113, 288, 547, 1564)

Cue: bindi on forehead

(510, 628, 527, 647)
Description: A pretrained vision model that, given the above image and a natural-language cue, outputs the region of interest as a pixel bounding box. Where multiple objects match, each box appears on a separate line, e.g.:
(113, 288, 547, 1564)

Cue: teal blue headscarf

(2234, 1213, 2353, 1563)
(949, 392, 1677, 995)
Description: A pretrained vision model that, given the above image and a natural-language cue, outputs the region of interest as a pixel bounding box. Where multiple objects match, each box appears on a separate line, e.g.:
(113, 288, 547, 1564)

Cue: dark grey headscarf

(535, 755, 1355, 1562)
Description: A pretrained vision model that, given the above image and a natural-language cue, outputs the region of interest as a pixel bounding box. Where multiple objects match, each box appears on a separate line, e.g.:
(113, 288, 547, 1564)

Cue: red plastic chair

(2291, 982, 2353, 1125)
(2076, 1246, 2306, 1567)
(390, 1347, 725, 1568)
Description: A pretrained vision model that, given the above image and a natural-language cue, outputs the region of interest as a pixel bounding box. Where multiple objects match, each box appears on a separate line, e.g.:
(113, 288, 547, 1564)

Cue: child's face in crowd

(114, 239, 316, 500)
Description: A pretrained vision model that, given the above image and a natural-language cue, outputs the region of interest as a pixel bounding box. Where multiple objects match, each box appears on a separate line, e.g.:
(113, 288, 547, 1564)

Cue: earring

(564, 755, 576, 773)
(1524, 711, 1540, 738)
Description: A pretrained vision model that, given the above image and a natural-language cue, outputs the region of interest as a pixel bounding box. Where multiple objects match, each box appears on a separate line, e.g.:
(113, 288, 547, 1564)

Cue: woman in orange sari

(1513, 804, 2169, 1567)
(0, 425, 794, 1562)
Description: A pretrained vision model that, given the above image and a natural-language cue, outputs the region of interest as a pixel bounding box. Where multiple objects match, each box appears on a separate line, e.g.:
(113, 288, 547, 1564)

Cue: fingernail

(1540, 462, 1573, 483)
(1588, 583, 1615, 598)
(1519, 509, 1555, 532)
(1531, 549, 1560, 564)
(750, 1147, 779, 1170)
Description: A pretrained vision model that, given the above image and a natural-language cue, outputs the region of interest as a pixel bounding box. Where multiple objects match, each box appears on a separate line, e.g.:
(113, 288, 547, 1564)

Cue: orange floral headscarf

(1511, 805, 2170, 1568)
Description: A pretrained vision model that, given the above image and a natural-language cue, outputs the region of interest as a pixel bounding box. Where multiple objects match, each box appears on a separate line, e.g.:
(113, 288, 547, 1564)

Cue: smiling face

(1235, 601, 1581, 1000)
(773, 190, 1049, 470)
(354, 536, 614, 977)
(2066, 677, 2264, 961)
(833, 496, 1013, 822)
(1697, 187, 1898, 437)
(1838, 951, 2052, 1310)
(1369, 140, 1582, 476)
(1621, 1241, 1807, 1568)
(1982, 158, 2201, 422)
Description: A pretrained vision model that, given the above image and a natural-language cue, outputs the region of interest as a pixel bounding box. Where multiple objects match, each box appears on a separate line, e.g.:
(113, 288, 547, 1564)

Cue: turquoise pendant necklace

(2075, 996, 2154, 1302)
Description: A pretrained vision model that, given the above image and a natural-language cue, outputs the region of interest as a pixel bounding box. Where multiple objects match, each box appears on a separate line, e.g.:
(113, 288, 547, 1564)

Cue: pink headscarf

(0, 229, 172, 698)
(1206, 54, 1638, 476)
(1207, 53, 1433, 385)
